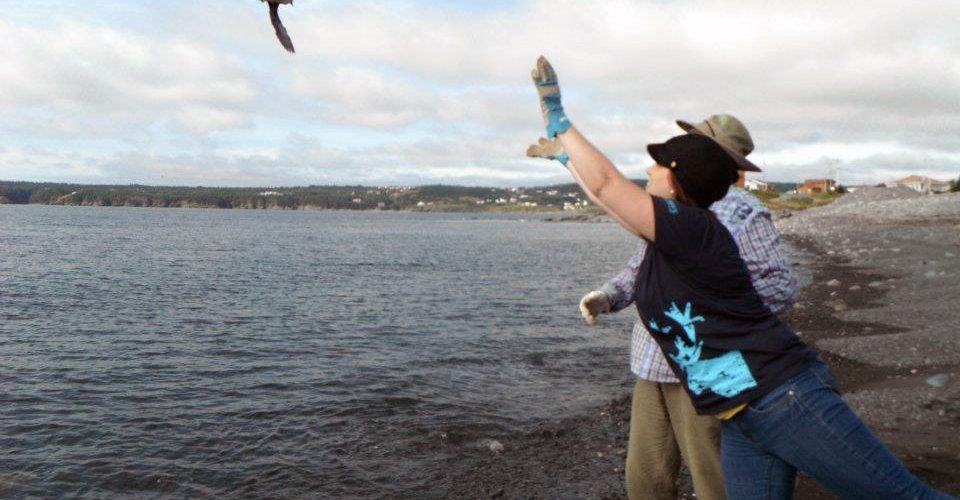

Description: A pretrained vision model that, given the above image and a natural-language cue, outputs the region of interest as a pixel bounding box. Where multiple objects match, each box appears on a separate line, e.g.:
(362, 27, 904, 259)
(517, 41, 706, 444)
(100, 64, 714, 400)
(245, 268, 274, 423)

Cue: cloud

(280, 0, 960, 161)
(2, 1, 960, 186)
(0, 131, 567, 188)
(0, 19, 256, 137)
(290, 66, 435, 128)
(0, 148, 106, 181)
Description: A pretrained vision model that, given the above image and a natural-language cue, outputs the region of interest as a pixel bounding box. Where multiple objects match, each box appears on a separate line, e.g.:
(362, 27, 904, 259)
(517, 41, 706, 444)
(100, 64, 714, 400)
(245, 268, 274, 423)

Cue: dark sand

(445, 189, 960, 499)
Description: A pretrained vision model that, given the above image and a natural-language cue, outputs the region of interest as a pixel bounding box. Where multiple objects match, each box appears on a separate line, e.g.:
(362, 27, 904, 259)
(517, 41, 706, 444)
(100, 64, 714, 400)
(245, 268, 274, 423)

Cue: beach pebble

(924, 270, 938, 278)
(926, 374, 950, 388)
(867, 281, 885, 288)
(826, 279, 842, 287)
(849, 285, 861, 291)
(833, 301, 848, 312)
(476, 438, 504, 452)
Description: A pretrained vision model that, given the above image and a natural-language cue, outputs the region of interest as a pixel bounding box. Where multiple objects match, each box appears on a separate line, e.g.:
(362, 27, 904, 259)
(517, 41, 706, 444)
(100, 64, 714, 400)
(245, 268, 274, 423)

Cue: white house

(744, 179, 774, 192)
(886, 175, 950, 194)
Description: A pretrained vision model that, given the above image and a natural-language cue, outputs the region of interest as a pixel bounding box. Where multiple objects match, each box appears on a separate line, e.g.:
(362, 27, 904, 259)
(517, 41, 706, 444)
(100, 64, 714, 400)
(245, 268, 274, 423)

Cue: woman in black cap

(529, 56, 955, 500)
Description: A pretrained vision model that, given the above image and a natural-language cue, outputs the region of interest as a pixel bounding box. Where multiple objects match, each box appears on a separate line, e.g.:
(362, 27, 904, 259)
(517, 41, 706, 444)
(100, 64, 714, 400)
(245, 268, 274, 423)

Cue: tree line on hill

(0, 181, 595, 211)
(0, 178, 822, 211)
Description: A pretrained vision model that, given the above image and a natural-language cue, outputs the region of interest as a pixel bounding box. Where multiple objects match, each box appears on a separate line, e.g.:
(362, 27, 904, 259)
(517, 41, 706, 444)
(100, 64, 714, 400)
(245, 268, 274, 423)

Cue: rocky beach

(445, 187, 960, 499)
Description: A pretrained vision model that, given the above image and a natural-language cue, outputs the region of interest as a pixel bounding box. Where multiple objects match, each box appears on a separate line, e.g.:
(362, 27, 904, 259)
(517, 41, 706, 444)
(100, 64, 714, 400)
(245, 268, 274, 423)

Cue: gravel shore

(446, 187, 960, 499)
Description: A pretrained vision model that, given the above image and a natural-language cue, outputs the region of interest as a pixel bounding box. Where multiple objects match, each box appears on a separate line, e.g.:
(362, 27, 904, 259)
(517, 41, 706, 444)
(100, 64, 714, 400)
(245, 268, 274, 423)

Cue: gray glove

(526, 137, 569, 167)
(579, 290, 611, 325)
(531, 56, 572, 138)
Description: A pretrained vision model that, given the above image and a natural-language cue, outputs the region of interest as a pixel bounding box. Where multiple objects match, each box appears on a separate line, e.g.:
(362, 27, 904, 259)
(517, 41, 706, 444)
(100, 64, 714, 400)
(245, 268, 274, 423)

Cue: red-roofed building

(798, 179, 836, 195)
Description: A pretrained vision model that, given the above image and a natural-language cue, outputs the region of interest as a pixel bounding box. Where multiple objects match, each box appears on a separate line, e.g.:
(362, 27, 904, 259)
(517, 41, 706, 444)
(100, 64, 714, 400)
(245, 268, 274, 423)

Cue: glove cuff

(543, 95, 572, 138)
(599, 284, 620, 311)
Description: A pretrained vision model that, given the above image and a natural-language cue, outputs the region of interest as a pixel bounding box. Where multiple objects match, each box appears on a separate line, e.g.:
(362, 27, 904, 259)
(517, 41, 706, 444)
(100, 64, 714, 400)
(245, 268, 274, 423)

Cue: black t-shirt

(635, 196, 818, 415)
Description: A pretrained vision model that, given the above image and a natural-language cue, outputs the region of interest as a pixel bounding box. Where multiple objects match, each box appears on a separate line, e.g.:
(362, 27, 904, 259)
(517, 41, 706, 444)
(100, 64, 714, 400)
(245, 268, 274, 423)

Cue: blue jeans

(721, 361, 956, 500)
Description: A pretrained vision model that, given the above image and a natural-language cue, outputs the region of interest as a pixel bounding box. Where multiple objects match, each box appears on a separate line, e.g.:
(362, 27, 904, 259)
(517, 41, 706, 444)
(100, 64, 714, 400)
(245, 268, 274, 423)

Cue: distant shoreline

(0, 201, 590, 215)
(0, 180, 609, 213)
(0, 179, 809, 214)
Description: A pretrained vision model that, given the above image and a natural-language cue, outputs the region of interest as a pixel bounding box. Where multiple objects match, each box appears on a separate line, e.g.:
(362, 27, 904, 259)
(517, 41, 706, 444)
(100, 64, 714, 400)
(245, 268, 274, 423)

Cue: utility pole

(826, 158, 841, 192)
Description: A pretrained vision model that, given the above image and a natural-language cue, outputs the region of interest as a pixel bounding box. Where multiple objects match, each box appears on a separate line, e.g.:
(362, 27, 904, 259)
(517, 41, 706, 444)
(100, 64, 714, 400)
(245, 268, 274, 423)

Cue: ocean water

(0, 206, 644, 498)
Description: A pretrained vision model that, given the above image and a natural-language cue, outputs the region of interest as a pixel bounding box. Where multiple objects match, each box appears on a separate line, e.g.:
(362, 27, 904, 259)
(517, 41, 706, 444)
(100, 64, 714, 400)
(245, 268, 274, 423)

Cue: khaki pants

(625, 379, 725, 500)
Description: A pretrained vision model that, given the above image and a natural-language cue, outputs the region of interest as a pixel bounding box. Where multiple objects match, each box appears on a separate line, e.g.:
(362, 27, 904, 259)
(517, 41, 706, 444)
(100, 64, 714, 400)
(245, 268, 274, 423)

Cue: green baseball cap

(676, 114, 762, 172)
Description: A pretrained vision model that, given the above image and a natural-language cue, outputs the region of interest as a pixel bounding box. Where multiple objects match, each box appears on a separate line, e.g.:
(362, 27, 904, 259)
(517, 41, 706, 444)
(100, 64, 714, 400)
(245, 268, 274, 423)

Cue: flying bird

(261, 0, 295, 53)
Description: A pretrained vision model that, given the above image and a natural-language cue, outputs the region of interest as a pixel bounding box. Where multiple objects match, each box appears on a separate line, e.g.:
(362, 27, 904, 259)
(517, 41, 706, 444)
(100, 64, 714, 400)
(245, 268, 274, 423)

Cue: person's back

(563, 115, 797, 500)
(528, 54, 955, 500)
(635, 195, 817, 414)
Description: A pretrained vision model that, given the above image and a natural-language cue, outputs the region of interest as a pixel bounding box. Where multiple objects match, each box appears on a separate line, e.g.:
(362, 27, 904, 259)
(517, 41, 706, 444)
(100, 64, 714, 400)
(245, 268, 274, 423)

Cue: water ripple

(0, 207, 643, 498)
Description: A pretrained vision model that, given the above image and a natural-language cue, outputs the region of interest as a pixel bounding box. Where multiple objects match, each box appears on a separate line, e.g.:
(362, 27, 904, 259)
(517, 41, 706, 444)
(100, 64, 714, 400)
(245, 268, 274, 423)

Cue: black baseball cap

(647, 133, 740, 208)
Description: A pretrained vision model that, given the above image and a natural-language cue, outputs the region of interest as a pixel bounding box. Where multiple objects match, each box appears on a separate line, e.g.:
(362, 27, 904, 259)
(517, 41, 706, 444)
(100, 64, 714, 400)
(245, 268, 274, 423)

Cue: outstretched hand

(579, 290, 611, 325)
(531, 56, 571, 138)
(531, 56, 561, 101)
(526, 137, 569, 166)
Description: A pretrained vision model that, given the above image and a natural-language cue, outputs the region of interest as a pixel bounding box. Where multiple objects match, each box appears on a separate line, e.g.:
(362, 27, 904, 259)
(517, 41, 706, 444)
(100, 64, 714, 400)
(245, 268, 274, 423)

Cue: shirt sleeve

(735, 210, 798, 314)
(600, 239, 648, 312)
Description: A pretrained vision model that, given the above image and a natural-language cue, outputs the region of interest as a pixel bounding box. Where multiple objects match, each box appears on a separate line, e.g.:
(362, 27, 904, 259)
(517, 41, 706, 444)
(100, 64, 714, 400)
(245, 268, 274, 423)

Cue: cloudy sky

(2, 0, 959, 187)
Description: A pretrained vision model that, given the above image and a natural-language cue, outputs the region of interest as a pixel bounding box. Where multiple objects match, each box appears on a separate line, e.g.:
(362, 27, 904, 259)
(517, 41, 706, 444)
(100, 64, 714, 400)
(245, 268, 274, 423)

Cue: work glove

(531, 56, 572, 138)
(579, 290, 611, 325)
(526, 137, 569, 167)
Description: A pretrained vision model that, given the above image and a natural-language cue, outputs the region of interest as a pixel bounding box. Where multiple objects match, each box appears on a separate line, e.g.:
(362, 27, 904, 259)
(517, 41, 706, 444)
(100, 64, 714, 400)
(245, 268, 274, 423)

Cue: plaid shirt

(600, 188, 797, 383)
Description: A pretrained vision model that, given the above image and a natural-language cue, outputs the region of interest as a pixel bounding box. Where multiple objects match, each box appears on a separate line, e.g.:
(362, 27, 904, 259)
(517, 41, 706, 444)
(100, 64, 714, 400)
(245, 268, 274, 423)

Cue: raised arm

(561, 129, 656, 240)
(531, 57, 656, 241)
(526, 138, 637, 233)
(526, 137, 650, 321)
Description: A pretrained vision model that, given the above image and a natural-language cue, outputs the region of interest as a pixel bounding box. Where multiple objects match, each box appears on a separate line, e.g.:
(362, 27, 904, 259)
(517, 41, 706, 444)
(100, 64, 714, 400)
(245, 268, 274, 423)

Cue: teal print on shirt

(649, 302, 758, 398)
(665, 199, 679, 215)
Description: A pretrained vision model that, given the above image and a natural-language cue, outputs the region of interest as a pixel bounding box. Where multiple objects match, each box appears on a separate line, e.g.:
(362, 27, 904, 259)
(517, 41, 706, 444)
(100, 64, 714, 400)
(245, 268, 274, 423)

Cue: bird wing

(269, 2, 295, 53)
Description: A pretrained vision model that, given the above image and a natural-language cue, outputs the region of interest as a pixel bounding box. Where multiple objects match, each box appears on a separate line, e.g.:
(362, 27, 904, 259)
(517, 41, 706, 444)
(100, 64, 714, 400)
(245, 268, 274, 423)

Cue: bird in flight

(261, 0, 295, 53)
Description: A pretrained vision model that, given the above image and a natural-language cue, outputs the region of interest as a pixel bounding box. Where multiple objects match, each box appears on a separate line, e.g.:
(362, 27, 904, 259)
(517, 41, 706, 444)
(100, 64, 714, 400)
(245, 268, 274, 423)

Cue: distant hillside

(0, 178, 798, 212)
(0, 181, 601, 212)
